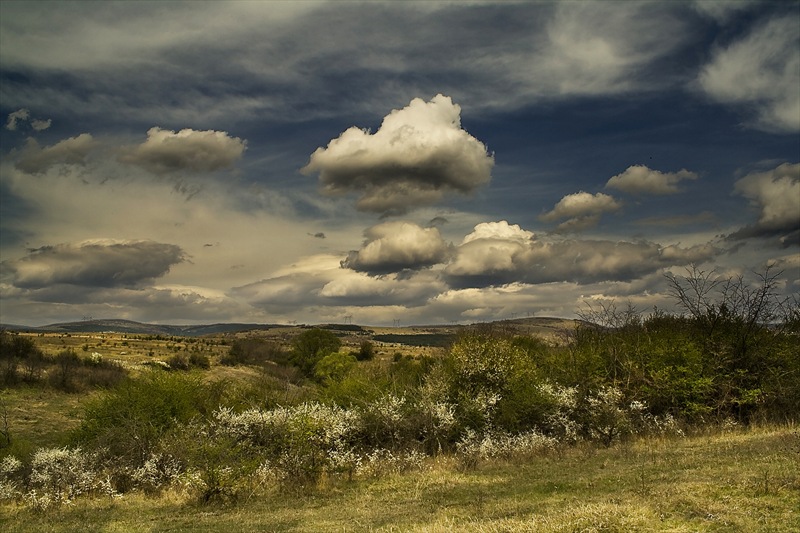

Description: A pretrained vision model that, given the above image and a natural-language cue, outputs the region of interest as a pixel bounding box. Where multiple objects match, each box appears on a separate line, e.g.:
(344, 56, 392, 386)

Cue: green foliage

(355, 340, 375, 361)
(290, 328, 341, 376)
(0, 331, 45, 385)
(0, 333, 125, 392)
(221, 338, 287, 367)
(72, 371, 225, 467)
(314, 351, 357, 384)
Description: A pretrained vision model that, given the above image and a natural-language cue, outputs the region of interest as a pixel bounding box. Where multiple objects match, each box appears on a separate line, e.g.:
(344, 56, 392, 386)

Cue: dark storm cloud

(1, 240, 186, 289)
(444, 221, 719, 288)
(14, 134, 96, 174)
(341, 221, 450, 275)
(302, 94, 494, 215)
(118, 127, 246, 175)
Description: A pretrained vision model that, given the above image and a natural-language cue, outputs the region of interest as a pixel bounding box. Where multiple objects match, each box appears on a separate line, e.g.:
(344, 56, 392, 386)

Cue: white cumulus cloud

(445, 220, 719, 287)
(731, 162, 800, 244)
(605, 165, 699, 195)
(539, 192, 622, 232)
(342, 221, 450, 274)
(5, 108, 29, 130)
(301, 94, 494, 215)
(1, 239, 186, 289)
(14, 133, 97, 174)
(118, 127, 247, 175)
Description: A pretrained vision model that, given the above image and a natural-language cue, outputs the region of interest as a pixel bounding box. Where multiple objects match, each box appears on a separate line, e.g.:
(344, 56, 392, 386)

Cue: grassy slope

(3, 425, 798, 532)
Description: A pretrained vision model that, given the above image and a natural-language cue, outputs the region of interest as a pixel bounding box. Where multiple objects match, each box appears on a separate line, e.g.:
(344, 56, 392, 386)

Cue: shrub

(0, 455, 23, 501)
(24, 447, 115, 509)
(189, 352, 211, 369)
(314, 351, 357, 384)
(49, 349, 81, 391)
(290, 328, 341, 376)
(73, 371, 225, 469)
(212, 402, 362, 487)
(456, 429, 556, 470)
(355, 340, 375, 361)
(222, 338, 287, 367)
(167, 353, 191, 370)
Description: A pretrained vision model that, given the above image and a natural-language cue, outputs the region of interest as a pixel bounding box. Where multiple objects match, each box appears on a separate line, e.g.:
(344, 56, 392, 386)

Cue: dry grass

(3, 424, 797, 532)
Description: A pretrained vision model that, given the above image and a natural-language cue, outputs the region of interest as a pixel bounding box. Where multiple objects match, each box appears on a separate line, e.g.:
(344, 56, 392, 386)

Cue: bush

(314, 351, 357, 384)
(212, 402, 362, 487)
(290, 328, 341, 376)
(73, 371, 225, 469)
(24, 447, 114, 509)
(0, 331, 45, 385)
(355, 340, 375, 361)
(221, 338, 287, 367)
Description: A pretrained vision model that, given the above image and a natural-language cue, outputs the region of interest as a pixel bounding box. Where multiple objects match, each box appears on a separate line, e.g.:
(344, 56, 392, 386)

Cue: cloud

(5, 109, 29, 130)
(1, 239, 186, 289)
(5, 108, 51, 132)
(635, 211, 717, 228)
(301, 94, 493, 215)
(527, 2, 688, 97)
(118, 127, 247, 175)
(341, 221, 449, 275)
(697, 15, 800, 132)
(605, 165, 699, 195)
(445, 220, 719, 287)
(30, 118, 52, 131)
(14, 133, 96, 174)
(730, 162, 800, 244)
(539, 192, 622, 232)
(692, 0, 759, 22)
(231, 254, 445, 313)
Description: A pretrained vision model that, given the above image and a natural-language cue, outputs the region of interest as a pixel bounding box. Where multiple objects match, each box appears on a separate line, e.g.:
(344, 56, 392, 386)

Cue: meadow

(1, 269, 798, 531)
(2, 421, 797, 532)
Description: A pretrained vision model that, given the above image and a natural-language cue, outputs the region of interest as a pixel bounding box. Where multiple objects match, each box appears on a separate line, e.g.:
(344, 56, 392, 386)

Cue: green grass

(3, 425, 798, 532)
(0, 387, 94, 458)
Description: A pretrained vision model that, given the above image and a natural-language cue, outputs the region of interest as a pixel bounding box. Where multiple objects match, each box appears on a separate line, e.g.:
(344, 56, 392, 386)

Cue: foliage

(2, 268, 797, 512)
(290, 328, 341, 376)
(313, 351, 357, 384)
(72, 371, 225, 468)
(0, 333, 125, 392)
(221, 338, 287, 367)
(355, 340, 375, 361)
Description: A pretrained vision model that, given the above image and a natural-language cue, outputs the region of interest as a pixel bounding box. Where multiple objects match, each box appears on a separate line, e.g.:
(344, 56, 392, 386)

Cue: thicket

(1, 268, 797, 508)
(0, 332, 126, 392)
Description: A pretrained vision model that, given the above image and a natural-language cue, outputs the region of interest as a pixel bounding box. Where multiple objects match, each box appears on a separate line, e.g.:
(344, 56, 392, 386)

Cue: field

(2, 424, 798, 532)
(2, 310, 798, 532)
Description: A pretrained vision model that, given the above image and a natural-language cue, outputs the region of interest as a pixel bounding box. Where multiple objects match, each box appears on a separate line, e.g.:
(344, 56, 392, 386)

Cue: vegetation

(0, 268, 797, 531)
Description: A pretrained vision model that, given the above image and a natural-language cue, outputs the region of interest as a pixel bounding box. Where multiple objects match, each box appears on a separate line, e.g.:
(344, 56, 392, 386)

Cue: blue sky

(1, 0, 798, 326)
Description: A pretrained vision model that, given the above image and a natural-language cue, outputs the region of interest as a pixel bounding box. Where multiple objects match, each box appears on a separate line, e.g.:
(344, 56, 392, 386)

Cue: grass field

(2, 424, 797, 532)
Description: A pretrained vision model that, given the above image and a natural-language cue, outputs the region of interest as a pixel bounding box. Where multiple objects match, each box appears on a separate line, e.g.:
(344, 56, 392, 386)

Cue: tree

(664, 265, 798, 421)
(290, 328, 342, 376)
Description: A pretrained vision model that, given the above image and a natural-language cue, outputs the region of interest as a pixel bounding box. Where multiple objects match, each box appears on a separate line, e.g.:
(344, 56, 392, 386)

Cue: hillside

(1, 317, 579, 346)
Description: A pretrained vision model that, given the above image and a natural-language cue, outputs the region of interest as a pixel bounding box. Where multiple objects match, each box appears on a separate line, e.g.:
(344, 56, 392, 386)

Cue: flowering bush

(24, 447, 115, 509)
(0, 455, 23, 501)
(131, 453, 185, 493)
(212, 402, 363, 486)
(357, 448, 426, 478)
(456, 428, 557, 470)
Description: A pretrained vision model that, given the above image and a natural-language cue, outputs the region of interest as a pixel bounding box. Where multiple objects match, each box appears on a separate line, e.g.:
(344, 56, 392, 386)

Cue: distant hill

(0, 319, 279, 337)
(1, 316, 579, 343)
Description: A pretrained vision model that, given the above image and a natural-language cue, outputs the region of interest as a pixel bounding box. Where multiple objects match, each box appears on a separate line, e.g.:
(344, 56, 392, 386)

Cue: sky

(0, 0, 798, 327)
